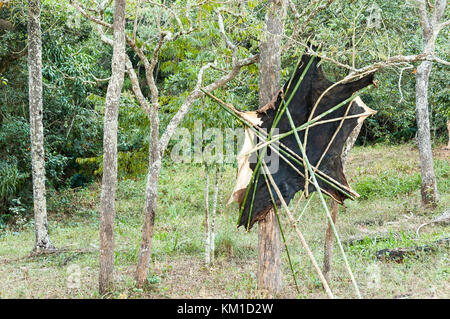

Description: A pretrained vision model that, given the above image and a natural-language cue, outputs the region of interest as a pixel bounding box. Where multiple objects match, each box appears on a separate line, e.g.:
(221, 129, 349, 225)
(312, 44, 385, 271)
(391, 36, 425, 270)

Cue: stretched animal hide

(229, 53, 377, 230)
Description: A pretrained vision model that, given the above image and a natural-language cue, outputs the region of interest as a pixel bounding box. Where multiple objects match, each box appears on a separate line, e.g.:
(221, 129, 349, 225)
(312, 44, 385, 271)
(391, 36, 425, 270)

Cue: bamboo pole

(284, 107, 362, 299)
(202, 57, 375, 298)
(260, 161, 334, 298)
(201, 88, 359, 201)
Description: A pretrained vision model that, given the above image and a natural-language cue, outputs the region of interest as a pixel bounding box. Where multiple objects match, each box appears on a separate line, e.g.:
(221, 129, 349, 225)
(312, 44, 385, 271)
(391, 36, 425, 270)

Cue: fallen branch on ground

(416, 210, 450, 236)
(28, 247, 98, 258)
(376, 237, 450, 262)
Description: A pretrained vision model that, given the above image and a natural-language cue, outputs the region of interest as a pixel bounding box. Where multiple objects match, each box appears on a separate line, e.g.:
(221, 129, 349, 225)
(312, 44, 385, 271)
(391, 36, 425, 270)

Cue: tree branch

(158, 7, 259, 154)
(298, 0, 335, 35)
(69, 0, 112, 29)
(125, 57, 151, 117)
(216, 8, 237, 65)
(431, 0, 447, 26)
(415, 0, 432, 37)
(434, 56, 450, 66)
(71, 0, 258, 157)
(158, 53, 258, 155)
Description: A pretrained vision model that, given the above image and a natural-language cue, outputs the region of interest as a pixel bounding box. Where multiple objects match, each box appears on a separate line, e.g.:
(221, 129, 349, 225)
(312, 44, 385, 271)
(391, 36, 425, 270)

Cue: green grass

(354, 159, 449, 200)
(0, 143, 448, 299)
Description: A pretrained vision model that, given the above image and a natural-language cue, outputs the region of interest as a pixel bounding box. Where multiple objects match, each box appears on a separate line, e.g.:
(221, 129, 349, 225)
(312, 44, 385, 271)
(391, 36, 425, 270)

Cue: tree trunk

(204, 164, 221, 266)
(322, 201, 337, 283)
(413, 0, 447, 207)
(99, 0, 126, 294)
(210, 165, 221, 265)
(204, 164, 211, 265)
(28, 0, 53, 252)
(135, 155, 161, 287)
(257, 0, 284, 294)
(415, 60, 439, 206)
(135, 107, 161, 288)
(258, 208, 282, 293)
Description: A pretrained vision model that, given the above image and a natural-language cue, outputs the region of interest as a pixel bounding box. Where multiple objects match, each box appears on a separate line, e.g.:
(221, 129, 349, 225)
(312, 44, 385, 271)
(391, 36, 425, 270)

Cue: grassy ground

(0, 143, 448, 299)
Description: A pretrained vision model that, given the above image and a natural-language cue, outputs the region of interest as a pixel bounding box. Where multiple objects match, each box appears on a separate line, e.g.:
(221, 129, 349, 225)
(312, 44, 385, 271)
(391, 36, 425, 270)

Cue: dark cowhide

(236, 53, 376, 230)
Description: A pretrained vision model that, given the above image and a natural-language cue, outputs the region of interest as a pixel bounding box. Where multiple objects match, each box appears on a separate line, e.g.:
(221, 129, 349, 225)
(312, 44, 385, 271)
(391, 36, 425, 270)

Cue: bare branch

(70, 0, 165, 107)
(287, 0, 301, 19)
(348, 53, 429, 76)
(298, 0, 335, 35)
(434, 56, 450, 66)
(397, 65, 414, 103)
(96, 23, 113, 45)
(291, 39, 442, 76)
(71, 0, 258, 157)
(96, 0, 113, 13)
(145, 0, 186, 33)
(126, 34, 166, 110)
(69, 0, 112, 28)
(125, 57, 151, 117)
(133, 0, 141, 41)
(216, 8, 237, 64)
(431, 0, 447, 26)
(415, 0, 432, 37)
(196, 62, 216, 90)
(158, 53, 258, 154)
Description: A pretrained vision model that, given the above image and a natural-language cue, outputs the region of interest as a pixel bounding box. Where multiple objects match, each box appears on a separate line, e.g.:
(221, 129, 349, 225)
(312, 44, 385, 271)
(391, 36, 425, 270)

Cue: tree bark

(134, 34, 163, 289)
(258, 207, 282, 293)
(322, 201, 337, 283)
(210, 165, 221, 265)
(99, 0, 126, 294)
(135, 151, 161, 287)
(258, 2, 282, 106)
(135, 78, 161, 287)
(204, 164, 221, 266)
(257, 0, 284, 294)
(28, 0, 53, 252)
(413, 0, 446, 207)
(204, 164, 211, 265)
(415, 60, 439, 206)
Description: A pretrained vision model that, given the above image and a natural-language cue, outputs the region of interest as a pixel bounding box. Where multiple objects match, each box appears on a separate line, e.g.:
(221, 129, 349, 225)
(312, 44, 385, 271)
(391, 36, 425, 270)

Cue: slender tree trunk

(257, 0, 284, 294)
(323, 119, 363, 282)
(135, 107, 161, 288)
(413, 0, 446, 207)
(135, 154, 161, 287)
(99, 0, 126, 294)
(204, 164, 211, 265)
(322, 201, 337, 283)
(415, 59, 439, 206)
(28, 0, 53, 252)
(204, 163, 221, 266)
(210, 165, 221, 265)
(258, 207, 282, 292)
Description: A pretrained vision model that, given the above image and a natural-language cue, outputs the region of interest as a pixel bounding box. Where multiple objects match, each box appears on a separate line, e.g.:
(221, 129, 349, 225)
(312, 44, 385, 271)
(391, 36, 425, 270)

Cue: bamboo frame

(302, 69, 376, 193)
(202, 55, 374, 298)
(260, 160, 334, 298)
(284, 106, 362, 298)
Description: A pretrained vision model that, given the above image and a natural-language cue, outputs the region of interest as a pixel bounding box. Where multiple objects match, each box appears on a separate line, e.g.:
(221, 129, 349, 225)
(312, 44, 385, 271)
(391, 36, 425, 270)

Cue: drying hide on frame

(228, 53, 377, 230)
